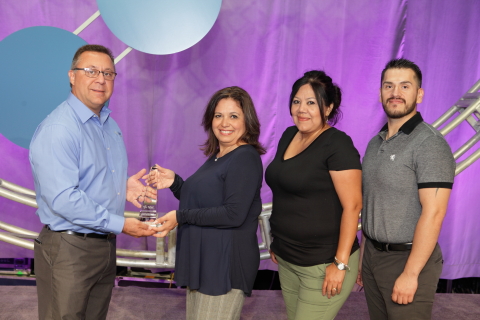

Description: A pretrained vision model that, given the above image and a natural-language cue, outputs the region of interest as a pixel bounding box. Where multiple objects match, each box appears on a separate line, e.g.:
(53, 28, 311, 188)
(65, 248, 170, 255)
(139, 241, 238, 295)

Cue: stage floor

(1, 286, 479, 319)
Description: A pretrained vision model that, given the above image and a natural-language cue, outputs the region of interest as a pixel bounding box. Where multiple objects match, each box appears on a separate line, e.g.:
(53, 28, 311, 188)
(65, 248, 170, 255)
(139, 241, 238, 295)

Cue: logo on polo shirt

(390, 154, 396, 161)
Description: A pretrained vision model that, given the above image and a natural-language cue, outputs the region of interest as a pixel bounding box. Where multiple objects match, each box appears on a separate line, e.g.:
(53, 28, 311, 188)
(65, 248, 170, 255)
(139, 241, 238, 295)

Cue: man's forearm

(402, 212, 443, 276)
(403, 187, 451, 276)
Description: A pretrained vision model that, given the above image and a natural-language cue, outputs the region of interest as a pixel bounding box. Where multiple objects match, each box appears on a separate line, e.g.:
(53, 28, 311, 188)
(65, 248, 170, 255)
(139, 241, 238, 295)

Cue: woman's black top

(170, 144, 263, 296)
(265, 126, 361, 267)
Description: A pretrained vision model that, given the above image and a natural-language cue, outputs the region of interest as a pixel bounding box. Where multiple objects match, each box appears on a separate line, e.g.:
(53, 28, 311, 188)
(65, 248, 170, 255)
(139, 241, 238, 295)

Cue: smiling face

(68, 51, 115, 115)
(212, 98, 246, 150)
(380, 68, 424, 119)
(291, 84, 332, 134)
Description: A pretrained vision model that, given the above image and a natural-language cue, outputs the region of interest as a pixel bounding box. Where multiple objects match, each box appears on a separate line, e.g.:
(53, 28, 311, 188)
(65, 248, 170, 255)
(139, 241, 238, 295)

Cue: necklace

(215, 144, 240, 161)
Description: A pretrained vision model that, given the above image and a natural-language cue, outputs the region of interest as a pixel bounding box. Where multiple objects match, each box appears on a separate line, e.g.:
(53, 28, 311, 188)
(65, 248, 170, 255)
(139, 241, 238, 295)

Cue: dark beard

(382, 97, 417, 119)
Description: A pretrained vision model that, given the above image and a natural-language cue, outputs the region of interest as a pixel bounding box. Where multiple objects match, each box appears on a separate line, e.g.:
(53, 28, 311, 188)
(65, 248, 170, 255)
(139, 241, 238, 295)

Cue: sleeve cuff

(418, 182, 453, 189)
(107, 214, 125, 235)
(176, 209, 185, 225)
(169, 174, 183, 193)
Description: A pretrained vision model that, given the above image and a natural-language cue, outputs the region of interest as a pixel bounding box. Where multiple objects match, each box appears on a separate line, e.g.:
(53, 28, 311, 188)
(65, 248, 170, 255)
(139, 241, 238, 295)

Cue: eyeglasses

(72, 68, 117, 81)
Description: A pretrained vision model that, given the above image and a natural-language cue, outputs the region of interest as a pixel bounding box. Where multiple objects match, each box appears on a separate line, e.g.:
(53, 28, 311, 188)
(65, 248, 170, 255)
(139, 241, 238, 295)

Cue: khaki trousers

(34, 226, 117, 320)
(186, 288, 245, 320)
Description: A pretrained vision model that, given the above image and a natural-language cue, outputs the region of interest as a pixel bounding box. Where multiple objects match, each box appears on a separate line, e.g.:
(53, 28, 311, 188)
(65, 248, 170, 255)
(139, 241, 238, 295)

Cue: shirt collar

(379, 112, 424, 135)
(66, 92, 112, 124)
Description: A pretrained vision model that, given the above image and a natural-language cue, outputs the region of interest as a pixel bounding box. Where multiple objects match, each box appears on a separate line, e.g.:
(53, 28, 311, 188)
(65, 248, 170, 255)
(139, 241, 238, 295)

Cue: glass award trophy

(139, 166, 158, 226)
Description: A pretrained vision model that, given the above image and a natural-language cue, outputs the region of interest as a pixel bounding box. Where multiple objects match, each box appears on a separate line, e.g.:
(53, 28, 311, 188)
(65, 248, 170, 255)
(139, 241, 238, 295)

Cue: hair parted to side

(289, 70, 342, 125)
(70, 44, 115, 88)
(381, 58, 423, 88)
(70, 44, 115, 69)
(201, 86, 266, 157)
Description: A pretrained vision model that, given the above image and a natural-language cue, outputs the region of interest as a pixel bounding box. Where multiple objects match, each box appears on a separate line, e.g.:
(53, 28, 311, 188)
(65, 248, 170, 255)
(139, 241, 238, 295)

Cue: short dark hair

(289, 70, 342, 125)
(71, 44, 115, 69)
(381, 58, 422, 88)
(70, 44, 115, 88)
(201, 86, 266, 157)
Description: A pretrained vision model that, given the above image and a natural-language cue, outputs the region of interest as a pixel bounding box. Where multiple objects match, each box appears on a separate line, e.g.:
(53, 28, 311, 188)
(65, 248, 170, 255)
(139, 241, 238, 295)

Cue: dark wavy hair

(201, 86, 266, 157)
(381, 58, 422, 88)
(289, 70, 342, 125)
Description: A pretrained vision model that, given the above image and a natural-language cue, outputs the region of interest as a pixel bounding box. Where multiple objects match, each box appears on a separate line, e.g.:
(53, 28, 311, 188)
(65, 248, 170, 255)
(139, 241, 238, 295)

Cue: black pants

(362, 238, 443, 320)
(34, 226, 117, 320)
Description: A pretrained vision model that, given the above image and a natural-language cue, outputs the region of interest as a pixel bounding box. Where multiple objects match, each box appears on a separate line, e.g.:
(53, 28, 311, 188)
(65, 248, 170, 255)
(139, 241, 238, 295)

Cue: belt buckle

(384, 243, 390, 252)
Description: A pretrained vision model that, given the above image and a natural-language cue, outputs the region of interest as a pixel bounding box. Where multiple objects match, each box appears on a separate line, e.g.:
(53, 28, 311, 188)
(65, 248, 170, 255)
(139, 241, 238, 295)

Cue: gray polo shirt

(362, 112, 455, 243)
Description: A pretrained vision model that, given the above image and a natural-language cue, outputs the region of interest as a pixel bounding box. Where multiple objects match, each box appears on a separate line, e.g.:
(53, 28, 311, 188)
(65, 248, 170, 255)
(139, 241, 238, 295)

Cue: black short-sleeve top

(265, 126, 361, 266)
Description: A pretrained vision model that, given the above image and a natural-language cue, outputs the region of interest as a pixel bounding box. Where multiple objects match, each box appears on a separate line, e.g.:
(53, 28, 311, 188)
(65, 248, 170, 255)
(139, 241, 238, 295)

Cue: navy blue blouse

(171, 144, 263, 296)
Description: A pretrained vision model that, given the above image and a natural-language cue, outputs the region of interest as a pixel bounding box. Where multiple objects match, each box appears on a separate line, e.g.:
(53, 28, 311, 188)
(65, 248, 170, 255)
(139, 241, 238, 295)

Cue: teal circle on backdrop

(0, 26, 87, 149)
(97, 0, 222, 55)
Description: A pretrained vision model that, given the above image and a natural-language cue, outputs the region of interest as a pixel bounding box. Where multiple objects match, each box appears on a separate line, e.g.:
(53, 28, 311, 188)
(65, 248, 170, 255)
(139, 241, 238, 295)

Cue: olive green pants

(277, 250, 359, 320)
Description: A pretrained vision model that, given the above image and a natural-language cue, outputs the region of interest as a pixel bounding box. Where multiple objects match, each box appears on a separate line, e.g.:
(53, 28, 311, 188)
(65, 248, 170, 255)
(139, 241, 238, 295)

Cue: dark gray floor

(1, 286, 479, 319)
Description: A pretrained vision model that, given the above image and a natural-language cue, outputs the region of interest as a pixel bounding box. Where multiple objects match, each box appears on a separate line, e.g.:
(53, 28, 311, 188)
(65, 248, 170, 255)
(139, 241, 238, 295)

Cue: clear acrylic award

(139, 166, 158, 226)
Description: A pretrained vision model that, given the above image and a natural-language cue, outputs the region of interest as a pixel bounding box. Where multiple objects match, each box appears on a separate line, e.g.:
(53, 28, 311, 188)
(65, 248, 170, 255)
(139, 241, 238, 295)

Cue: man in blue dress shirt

(29, 44, 155, 320)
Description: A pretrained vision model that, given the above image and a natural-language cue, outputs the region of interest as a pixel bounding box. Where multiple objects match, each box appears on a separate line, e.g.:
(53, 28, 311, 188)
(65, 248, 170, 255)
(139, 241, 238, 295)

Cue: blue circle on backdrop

(0, 27, 87, 149)
(97, 0, 222, 55)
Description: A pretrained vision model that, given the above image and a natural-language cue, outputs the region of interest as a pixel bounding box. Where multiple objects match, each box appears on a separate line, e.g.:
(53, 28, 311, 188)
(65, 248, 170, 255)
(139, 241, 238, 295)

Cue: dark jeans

(362, 238, 443, 320)
(34, 226, 117, 320)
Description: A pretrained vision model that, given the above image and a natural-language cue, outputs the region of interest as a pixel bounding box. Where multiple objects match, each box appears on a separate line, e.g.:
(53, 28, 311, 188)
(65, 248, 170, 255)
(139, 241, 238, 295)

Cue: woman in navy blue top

(150, 86, 265, 320)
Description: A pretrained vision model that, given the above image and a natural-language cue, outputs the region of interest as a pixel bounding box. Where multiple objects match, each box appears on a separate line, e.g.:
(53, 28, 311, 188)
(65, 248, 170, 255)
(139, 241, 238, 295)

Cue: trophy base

(139, 217, 157, 226)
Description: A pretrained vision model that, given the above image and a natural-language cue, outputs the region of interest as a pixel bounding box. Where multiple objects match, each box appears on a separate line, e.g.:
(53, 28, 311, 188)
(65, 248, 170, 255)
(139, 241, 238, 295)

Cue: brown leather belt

(46, 225, 116, 240)
(369, 237, 412, 252)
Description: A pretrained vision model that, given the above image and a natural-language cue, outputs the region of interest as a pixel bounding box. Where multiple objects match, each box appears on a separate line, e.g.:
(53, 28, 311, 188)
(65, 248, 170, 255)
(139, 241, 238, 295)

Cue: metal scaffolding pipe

(0, 229, 275, 259)
(167, 227, 177, 265)
(432, 106, 461, 129)
(0, 187, 38, 208)
(432, 77, 480, 129)
(0, 220, 39, 237)
(262, 203, 272, 211)
(116, 248, 156, 258)
(259, 212, 272, 250)
(455, 148, 480, 175)
(0, 179, 36, 196)
(0, 232, 34, 250)
(156, 237, 166, 265)
(260, 251, 270, 260)
(439, 99, 480, 136)
(0, 182, 325, 265)
(453, 132, 480, 160)
(467, 78, 480, 93)
(116, 258, 174, 268)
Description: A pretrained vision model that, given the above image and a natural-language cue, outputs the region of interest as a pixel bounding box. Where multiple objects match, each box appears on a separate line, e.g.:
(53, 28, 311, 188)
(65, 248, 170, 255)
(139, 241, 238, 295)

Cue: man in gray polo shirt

(358, 58, 455, 319)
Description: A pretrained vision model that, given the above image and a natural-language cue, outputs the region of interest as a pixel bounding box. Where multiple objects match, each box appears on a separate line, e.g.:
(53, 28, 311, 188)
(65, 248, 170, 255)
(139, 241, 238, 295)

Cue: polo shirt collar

(379, 112, 424, 135)
(66, 92, 112, 124)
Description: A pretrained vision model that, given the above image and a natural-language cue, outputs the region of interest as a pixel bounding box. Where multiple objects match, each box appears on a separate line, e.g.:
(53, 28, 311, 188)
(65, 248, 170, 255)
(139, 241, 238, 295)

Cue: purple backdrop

(0, 0, 479, 279)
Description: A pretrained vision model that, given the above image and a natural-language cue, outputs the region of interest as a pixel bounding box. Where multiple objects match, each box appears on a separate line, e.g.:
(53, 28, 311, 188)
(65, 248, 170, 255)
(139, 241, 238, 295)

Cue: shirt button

(117, 193, 120, 195)
(107, 148, 110, 150)
(112, 170, 115, 172)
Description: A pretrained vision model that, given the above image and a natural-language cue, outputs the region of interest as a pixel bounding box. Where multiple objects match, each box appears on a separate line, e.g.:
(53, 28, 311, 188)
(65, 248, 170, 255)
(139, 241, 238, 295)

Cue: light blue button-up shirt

(29, 93, 127, 234)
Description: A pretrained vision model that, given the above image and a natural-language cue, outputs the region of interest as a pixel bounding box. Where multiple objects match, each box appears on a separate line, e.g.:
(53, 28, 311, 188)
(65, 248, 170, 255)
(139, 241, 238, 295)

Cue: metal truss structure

(432, 79, 480, 175)
(0, 177, 274, 268)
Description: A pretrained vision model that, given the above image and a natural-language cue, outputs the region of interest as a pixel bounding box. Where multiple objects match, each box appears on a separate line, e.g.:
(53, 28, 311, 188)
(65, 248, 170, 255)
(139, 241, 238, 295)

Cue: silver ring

(332, 288, 337, 291)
